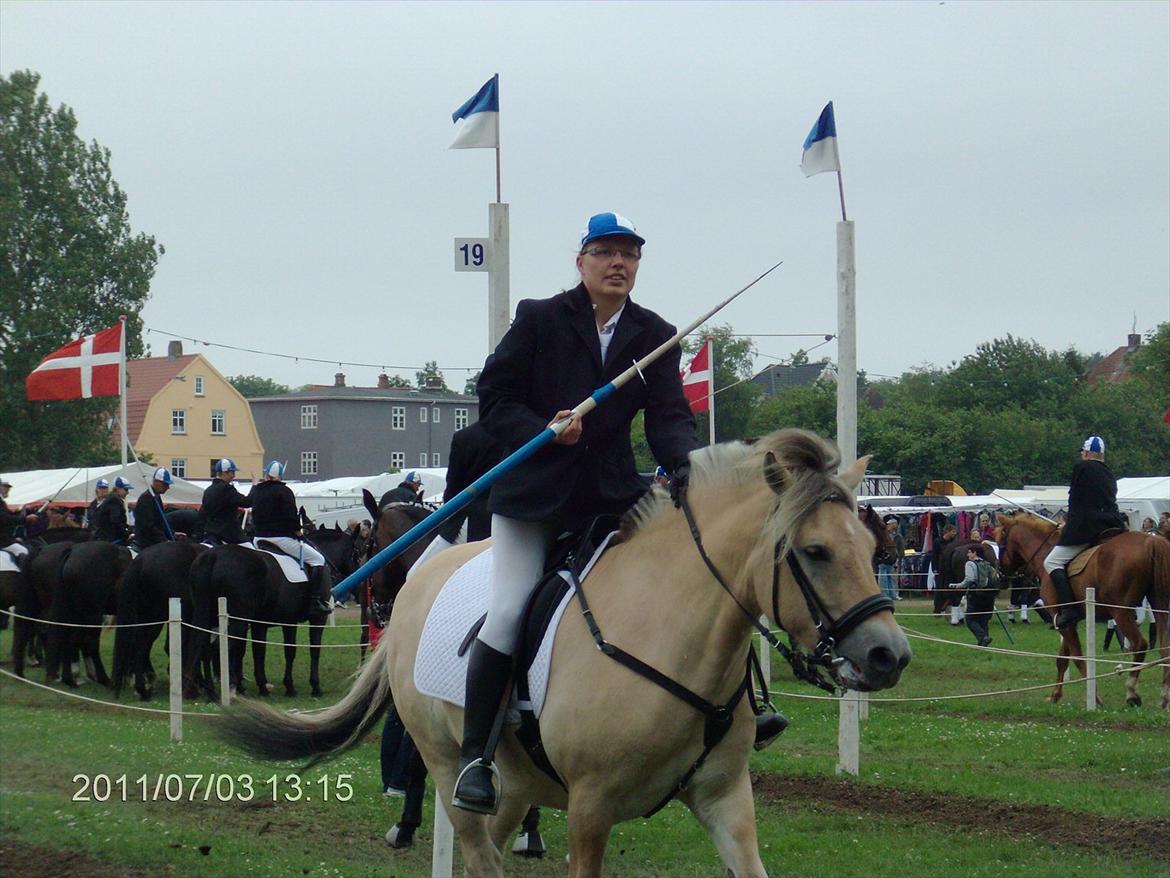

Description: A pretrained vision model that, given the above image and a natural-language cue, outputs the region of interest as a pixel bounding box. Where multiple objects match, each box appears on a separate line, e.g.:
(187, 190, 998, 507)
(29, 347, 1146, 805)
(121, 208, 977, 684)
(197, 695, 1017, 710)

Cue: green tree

(381, 374, 413, 389)
(415, 360, 449, 391)
(0, 71, 162, 468)
(228, 374, 291, 398)
(464, 370, 481, 396)
(683, 325, 760, 443)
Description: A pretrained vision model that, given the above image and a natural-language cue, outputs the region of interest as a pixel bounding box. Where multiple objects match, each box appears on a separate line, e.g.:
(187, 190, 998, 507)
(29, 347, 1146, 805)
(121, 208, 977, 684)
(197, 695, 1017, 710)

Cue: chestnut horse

(220, 430, 911, 877)
(996, 513, 1170, 708)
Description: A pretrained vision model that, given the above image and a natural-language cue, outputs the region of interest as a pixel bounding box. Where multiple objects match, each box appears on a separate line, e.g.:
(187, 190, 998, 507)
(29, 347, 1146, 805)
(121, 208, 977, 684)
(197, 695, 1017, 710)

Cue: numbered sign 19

(454, 238, 490, 272)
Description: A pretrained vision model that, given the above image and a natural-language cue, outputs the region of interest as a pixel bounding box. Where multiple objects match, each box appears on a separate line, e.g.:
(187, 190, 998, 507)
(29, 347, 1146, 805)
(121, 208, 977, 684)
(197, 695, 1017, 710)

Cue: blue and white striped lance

(332, 260, 784, 601)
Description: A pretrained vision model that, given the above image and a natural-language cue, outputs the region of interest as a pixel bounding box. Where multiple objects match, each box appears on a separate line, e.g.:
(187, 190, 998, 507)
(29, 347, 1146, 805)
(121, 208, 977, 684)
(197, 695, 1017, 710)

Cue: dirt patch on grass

(0, 839, 169, 878)
(753, 771, 1170, 862)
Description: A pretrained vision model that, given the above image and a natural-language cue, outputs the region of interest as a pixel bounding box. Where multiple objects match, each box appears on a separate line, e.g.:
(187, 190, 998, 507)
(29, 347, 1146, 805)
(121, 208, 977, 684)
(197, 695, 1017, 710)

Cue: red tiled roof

(125, 355, 198, 442)
(1085, 345, 1133, 385)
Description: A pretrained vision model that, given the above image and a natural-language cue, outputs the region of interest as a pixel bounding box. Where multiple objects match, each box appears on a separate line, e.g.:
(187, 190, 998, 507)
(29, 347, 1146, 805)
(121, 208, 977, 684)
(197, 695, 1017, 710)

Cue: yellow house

(126, 341, 264, 480)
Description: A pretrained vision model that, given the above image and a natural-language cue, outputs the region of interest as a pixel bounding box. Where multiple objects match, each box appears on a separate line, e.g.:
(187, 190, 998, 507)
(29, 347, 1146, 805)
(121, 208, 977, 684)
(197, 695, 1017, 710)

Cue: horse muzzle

(831, 618, 911, 691)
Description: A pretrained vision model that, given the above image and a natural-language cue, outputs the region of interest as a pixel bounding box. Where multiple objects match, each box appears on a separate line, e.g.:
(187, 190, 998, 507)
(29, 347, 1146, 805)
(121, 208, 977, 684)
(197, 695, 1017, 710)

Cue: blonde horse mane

(621, 429, 855, 558)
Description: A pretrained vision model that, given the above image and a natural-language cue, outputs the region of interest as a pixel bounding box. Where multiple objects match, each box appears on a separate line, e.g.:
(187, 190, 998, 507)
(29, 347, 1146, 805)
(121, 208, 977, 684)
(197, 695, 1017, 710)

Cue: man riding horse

(1043, 435, 1125, 629)
(453, 211, 787, 816)
(199, 458, 253, 544)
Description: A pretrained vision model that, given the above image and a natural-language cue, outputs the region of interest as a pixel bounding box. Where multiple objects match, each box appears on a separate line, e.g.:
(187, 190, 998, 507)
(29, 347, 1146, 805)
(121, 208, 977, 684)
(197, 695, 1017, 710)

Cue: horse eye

(803, 545, 829, 563)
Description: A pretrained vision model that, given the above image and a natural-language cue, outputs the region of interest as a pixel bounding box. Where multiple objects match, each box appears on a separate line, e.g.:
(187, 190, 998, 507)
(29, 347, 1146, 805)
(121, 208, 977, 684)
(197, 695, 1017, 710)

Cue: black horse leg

(308, 615, 324, 697)
(12, 616, 29, 677)
(251, 623, 270, 696)
(85, 627, 110, 687)
(282, 624, 298, 697)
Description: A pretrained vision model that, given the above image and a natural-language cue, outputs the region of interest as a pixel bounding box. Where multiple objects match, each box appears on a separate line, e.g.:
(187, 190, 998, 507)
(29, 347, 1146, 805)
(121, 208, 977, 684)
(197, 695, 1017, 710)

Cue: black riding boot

(452, 639, 512, 814)
(753, 712, 790, 750)
(308, 565, 334, 616)
(1049, 568, 1083, 630)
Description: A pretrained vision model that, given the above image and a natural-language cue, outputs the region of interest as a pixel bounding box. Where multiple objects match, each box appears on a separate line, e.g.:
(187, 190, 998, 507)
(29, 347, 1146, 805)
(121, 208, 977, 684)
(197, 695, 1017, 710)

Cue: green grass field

(2, 600, 1167, 877)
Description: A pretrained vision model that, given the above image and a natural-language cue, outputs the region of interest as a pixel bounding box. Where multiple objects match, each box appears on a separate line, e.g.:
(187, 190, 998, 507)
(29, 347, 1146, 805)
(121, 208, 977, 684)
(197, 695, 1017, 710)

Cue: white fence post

(218, 596, 230, 707)
(432, 790, 454, 878)
(836, 689, 860, 776)
(168, 597, 182, 742)
(1085, 587, 1097, 711)
(859, 690, 870, 721)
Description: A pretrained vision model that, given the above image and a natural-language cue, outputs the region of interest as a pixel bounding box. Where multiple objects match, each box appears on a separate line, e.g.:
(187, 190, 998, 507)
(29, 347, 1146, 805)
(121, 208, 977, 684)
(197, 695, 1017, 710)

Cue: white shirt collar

(595, 303, 626, 363)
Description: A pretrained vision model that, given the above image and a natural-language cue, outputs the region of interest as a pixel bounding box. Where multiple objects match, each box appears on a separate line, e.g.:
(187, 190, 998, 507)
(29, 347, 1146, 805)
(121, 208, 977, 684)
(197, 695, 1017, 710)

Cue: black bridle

(679, 493, 893, 694)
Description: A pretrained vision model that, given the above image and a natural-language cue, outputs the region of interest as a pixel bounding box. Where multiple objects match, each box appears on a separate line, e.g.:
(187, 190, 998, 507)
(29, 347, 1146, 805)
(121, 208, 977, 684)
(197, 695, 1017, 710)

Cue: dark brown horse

(996, 513, 1170, 708)
(361, 491, 437, 630)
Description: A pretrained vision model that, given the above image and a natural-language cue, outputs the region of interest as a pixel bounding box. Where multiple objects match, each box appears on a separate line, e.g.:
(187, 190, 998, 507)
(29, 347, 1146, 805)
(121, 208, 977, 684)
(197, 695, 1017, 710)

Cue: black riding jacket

(1, 499, 26, 544)
(200, 478, 252, 543)
(251, 480, 300, 538)
(91, 495, 130, 543)
(132, 491, 171, 550)
(1058, 458, 1123, 546)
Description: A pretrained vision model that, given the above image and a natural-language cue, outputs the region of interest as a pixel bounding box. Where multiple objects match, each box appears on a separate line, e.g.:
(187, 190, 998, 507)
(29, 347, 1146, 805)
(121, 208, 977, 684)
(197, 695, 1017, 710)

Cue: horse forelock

(621, 429, 854, 558)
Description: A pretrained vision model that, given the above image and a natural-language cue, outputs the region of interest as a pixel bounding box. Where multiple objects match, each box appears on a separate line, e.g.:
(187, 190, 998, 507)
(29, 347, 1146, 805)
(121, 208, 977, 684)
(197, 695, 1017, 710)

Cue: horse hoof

(512, 830, 546, 858)
(311, 687, 323, 698)
(385, 823, 414, 849)
(1126, 695, 1142, 708)
(263, 683, 274, 694)
(285, 688, 298, 698)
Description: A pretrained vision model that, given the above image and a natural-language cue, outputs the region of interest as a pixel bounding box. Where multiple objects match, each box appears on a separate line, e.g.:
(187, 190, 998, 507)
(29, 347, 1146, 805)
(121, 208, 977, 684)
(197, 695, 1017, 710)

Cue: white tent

(2, 463, 205, 508)
(1116, 476, 1169, 527)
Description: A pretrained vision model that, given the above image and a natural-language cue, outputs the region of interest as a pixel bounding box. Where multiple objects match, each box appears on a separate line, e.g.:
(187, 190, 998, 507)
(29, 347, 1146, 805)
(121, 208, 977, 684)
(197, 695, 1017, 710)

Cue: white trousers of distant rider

(407, 520, 468, 580)
(258, 535, 325, 569)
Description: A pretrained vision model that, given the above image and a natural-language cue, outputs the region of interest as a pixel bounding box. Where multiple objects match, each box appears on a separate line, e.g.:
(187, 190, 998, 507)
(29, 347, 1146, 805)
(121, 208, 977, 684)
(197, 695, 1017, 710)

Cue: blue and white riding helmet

(152, 467, 173, 486)
(215, 458, 239, 474)
(95, 478, 110, 489)
(264, 460, 286, 480)
(1081, 435, 1105, 454)
(114, 476, 134, 491)
(405, 471, 422, 484)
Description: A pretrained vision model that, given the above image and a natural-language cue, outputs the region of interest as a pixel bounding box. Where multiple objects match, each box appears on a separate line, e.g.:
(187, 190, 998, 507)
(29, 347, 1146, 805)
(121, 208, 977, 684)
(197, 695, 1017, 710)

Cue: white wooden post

(836, 689, 860, 776)
(217, 596, 230, 707)
(432, 791, 454, 878)
(1085, 587, 1097, 711)
(168, 597, 182, 742)
(859, 690, 870, 721)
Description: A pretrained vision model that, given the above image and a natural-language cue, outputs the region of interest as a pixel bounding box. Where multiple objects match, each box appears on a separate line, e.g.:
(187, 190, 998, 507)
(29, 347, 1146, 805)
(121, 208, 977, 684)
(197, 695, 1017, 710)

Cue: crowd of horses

(0, 507, 368, 702)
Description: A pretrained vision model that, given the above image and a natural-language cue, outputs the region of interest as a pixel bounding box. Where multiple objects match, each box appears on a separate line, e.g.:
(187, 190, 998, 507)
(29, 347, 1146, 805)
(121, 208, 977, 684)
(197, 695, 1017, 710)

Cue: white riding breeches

(478, 515, 557, 656)
(257, 536, 325, 568)
(2, 542, 29, 557)
(1043, 543, 1086, 574)
(408, 534, 457, 581)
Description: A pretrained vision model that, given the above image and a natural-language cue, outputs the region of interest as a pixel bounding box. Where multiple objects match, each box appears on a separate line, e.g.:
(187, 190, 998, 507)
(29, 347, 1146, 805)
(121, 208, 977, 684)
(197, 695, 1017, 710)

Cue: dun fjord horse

(221, 430, 910, 877)
(996, 513, 1170, 708)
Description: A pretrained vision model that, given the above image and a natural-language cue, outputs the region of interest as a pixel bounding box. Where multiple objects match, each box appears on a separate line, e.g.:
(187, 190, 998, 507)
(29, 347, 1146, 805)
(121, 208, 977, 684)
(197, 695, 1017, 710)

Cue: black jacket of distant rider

(91, 495, 129, 543)
(132, 491, 172, 550)
(200, 479, 253, 543)
(251, 480, 300, 538)
(1058, 458, 1122, 546)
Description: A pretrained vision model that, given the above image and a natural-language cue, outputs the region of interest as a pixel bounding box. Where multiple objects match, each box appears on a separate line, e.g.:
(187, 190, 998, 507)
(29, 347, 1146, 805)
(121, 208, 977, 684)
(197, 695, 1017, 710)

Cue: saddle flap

(1067, 545, 1100, 579)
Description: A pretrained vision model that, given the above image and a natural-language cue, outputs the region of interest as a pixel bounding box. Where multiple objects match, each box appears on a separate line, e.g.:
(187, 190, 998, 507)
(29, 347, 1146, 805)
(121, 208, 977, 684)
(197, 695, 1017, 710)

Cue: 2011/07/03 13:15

(72, 773, 355, 803)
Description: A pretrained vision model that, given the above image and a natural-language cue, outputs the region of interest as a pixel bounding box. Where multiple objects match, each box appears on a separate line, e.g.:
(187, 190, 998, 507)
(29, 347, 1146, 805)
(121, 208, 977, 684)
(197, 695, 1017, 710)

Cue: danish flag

(26, 322, 123, 401)
(680, 342, 712, 414)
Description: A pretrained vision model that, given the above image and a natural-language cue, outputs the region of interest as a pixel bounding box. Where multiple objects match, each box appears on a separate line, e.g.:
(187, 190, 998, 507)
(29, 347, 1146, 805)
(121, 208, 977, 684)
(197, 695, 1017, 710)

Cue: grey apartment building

(248, 373, 479, 480)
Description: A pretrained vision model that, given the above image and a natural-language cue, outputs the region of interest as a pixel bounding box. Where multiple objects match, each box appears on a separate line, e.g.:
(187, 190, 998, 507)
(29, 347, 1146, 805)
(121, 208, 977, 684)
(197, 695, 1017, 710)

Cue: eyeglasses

(582, 247, 641, 262)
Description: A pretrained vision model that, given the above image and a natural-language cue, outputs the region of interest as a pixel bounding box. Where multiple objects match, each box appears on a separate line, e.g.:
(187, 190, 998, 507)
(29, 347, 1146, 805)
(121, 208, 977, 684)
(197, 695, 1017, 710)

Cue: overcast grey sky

(3, 1, 1168, 389)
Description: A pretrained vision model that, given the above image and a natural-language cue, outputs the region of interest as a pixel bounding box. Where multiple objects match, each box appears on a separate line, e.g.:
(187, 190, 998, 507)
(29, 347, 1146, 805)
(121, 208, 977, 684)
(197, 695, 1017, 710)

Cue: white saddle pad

(243, 541, 307, 583)
(414, 532, 618, 719)
(0, 545, 25, 573)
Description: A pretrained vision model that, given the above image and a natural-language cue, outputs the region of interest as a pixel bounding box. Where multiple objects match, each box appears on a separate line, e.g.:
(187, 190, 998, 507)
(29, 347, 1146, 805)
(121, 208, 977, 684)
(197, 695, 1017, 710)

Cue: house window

(389, 451, 405, 470)
(193, 376, 204, 396)
(170, 459, 187, 478)
(432, 406, 440, 423)
(391, 406, 405, 430)
(171, 409, 186, 434)
(210, 410, 225, 435)
(432, 452, 441, 467)
(419, 452, 428, 467)
(455, 408, 468, 430)
(301, 451, 318, 476)
(301, 404, 318, 429)
(419, 407, 428, 423)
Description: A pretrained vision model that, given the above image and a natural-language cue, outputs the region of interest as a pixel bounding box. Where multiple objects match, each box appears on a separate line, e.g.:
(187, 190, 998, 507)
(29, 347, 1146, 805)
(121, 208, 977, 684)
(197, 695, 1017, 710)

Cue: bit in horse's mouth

(833, 658, 874, 692)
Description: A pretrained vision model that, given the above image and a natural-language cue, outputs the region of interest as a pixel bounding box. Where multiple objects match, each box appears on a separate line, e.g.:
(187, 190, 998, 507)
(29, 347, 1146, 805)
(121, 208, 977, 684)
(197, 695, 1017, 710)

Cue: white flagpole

(494, 73, 501, 203)
(118, 314, 128, 468)
(706, 335, 716, 445)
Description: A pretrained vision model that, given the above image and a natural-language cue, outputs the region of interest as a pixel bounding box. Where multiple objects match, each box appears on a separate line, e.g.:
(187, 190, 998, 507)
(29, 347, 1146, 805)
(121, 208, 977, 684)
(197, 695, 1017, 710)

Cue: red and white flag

(680, 343, 711, 413)
(26, 322, 123, 401)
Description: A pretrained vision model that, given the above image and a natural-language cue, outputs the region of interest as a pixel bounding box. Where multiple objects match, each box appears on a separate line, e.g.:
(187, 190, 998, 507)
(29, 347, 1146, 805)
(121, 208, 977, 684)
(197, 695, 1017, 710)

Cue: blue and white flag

(801, 101, 840, 177)
(450, 74, 499, 150)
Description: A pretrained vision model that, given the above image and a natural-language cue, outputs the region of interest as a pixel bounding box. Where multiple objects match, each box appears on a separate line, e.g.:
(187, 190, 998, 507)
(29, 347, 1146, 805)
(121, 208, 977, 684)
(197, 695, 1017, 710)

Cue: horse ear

(362, 488, 379, 522)
(839, 455, 871, 492)
(763, 451, 786, 495)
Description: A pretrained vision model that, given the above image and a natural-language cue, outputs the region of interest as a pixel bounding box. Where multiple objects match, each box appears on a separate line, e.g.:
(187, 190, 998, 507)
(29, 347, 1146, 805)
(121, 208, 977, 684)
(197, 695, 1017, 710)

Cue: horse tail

(216, 637, 391, 763)
(1147, 536, 1170, 649)
(111, 554, 143, 694)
